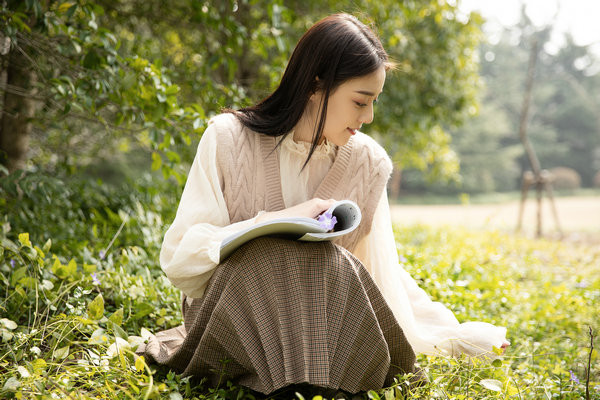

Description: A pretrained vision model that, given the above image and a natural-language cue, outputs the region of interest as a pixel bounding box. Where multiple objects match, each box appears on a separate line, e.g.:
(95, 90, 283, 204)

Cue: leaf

(140, 328, 153, 340)
(133, 303, 153, 319)
(2, 377, 20, 392)
(151, 152, 162, 170)
(367, 390, 381, 400)
(0, 318, 17, 330)
(111, 322, 128, 340)
(31, 358, 47, 376)
(479, 378, 502, 392)
(87, 294, 104, 320)
(42, 238, 52, 253)
(106, 337, 130, 357)
(58, 2, 75, 13)
(506, 384, 519, 396)
(17, 365, 30, 378)
(18, 233, 31, 247)
(135, 355, 145, 372)
(53, 345, 70, 360)
(88, 328, 108, 345)
(108, 308, 123, 326)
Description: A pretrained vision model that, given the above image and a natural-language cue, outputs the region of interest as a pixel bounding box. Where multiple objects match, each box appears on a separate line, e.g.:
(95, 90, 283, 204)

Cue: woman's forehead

(341, 67, 386, 96)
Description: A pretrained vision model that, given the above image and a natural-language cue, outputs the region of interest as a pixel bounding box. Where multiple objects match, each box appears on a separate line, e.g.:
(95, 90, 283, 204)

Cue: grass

(390, 188, 600, 205)
(1, 220, 599, 399)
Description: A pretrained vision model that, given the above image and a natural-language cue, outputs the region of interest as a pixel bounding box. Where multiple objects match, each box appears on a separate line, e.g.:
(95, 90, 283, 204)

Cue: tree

(1, 0, 484, 182)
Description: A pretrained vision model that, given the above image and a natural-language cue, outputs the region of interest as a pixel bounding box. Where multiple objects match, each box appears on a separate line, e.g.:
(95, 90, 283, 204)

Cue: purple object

(99, 250, 106, 260)
(317, 211, 337, 231)
(91, 272, 100, 285)
(10, 259, 16, 269)
(569, 370, 580, 384)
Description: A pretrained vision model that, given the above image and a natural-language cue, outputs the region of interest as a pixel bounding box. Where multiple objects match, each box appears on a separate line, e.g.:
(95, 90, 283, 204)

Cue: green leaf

(42, 238, 52, 253)
(87, 294, 104, 320)
(2, 376, 20, 392)
(31, 358, 47, 376)
(133, 303, 153, 320)
(10, 267, 27, 287)
(0, 318, 17, 330)
(52, 345, 70, 360)
(367, 390, 381, 400)
(58, 2, 75, 13)
(18, 233, 31, 247)
(151, 152, 162, 170)
(111, 322, 128, 340)
(108, 308, 124, 326)
(479, 378, 502, 392)
(135, 355, 146, 372)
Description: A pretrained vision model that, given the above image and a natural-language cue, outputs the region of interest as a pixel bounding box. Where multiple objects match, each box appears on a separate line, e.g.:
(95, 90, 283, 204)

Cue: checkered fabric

(139, 237, 417, 395)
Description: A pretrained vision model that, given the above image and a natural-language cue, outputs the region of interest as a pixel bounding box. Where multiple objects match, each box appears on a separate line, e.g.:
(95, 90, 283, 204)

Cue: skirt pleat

(138, 237, 417, 395)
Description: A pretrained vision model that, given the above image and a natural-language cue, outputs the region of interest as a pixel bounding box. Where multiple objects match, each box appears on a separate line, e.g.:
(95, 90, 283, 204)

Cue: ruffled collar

(280, 132, 337, 159)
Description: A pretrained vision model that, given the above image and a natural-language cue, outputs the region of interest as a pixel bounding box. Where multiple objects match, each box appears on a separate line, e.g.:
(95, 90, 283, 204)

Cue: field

(1, 186, 599, 399)
(391, 195, 600, 242)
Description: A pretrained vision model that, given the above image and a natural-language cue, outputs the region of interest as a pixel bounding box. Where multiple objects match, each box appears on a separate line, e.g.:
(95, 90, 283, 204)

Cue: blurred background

(1, 0, 599, 240)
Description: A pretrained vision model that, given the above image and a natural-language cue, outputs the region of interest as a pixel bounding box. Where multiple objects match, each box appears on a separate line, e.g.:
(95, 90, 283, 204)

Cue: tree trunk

(0, 45, 36, 173)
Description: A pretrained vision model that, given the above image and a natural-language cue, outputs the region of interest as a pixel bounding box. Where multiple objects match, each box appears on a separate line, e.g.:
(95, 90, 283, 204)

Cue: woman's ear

(309, 76, 322, 100)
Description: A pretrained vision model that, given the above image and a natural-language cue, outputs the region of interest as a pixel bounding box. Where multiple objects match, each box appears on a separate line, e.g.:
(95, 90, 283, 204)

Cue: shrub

(594, 171, 600, 188)
(548, 167, 581, 191)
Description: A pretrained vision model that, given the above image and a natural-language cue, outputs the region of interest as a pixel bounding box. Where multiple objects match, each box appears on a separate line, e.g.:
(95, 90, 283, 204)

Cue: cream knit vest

(211, 113, 393, 252)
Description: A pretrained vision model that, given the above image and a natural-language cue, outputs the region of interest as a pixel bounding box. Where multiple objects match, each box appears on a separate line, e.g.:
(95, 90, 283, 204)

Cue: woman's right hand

(255, 198, 337, 224)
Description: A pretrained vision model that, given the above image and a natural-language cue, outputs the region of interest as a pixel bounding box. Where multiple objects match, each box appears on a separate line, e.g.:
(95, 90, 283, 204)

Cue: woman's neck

(293, 101, 325, 144)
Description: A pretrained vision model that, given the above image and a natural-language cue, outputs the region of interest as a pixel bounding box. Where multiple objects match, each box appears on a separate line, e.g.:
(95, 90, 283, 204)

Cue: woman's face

(318, 66, 386, 146)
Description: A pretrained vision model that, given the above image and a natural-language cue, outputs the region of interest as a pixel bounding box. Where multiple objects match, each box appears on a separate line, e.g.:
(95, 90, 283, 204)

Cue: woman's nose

(360, 104, 374, 125)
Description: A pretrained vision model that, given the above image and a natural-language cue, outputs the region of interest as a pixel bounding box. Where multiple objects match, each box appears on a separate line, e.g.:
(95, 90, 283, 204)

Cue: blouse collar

(280, 132, 337, 159)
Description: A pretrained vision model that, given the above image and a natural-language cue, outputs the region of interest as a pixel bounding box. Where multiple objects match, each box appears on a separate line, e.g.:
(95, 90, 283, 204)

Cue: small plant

(1, 173, 598, 398)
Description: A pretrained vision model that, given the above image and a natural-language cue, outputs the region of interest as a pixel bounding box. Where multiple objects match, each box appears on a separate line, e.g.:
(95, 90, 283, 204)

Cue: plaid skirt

(138, 237, 417, 395)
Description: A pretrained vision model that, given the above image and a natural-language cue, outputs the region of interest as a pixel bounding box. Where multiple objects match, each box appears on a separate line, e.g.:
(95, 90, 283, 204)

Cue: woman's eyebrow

(354, 90, 376, 96)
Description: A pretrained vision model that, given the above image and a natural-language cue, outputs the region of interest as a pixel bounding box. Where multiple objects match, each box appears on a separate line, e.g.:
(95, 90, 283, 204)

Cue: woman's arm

(160, 123, 260, 298)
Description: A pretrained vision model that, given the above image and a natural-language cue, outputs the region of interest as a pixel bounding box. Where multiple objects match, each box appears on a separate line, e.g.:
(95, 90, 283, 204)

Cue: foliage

(1, 180, 598, 399)
(1, 0, 205, 181)
(0, 169, 178, 256)
(401, 8, 600, 195)
(2, 0, 483, 182)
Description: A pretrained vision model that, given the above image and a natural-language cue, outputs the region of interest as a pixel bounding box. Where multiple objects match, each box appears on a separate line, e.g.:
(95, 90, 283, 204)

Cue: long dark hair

(228, 13, 393, 168)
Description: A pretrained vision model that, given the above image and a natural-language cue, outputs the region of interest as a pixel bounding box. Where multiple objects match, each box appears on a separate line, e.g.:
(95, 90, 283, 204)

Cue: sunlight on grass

(1, 224, 598, 399)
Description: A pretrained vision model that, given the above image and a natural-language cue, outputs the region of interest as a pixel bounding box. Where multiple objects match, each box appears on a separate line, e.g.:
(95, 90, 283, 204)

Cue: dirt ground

(389, 196, 600, 242)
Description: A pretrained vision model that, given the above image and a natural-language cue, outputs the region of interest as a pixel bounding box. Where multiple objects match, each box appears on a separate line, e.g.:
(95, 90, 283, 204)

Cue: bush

(594, 171, 600, 188)
(548, 167, 581, 191)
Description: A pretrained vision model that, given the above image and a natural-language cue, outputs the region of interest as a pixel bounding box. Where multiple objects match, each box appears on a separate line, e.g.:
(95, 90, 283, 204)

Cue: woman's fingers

(255, 198, 338, 223)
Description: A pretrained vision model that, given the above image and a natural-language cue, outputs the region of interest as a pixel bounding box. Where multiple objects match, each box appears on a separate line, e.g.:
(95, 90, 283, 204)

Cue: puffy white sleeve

(353, 192, 508, 358)
(159, 122, 261, 299)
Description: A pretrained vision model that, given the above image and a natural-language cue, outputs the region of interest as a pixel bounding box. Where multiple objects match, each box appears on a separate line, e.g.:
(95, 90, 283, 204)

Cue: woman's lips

(347, 128, 356, 135)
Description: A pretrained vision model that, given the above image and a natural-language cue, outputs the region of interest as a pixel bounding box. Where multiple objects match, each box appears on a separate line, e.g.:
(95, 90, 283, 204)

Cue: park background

(0, 0, 598, 399)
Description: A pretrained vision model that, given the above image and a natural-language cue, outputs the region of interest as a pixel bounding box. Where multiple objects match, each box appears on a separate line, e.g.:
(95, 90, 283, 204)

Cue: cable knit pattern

(213, 113, 392, 252)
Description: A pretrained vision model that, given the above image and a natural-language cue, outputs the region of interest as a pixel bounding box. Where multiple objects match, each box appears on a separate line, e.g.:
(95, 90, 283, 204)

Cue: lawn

(1, 201, 598, 398)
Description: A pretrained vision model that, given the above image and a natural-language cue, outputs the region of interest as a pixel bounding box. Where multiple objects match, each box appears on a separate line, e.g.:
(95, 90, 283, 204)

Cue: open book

(219, 200, 361, 262)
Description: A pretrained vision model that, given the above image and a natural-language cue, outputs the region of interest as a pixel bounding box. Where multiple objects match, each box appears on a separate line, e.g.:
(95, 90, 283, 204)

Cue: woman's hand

(499, 340, 510, 354)
(255, 198, 337, 224)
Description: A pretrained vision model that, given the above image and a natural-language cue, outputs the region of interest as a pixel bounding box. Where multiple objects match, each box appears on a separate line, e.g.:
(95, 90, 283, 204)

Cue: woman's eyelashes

(353, 98, 378, 108)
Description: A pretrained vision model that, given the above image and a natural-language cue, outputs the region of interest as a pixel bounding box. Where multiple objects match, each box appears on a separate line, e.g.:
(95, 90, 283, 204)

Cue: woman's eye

(354, 101, 367, 107)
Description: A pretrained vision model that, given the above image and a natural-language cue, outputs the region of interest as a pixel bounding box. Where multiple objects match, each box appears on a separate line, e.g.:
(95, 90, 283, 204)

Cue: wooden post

(515, 39, 563, 237)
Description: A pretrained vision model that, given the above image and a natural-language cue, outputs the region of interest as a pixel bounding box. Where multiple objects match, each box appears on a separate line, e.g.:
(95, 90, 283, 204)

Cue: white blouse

(160, 124, 508, 358)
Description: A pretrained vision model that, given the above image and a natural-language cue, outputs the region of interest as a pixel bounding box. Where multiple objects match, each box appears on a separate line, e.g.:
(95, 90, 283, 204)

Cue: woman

(139, 13, 508, 396)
